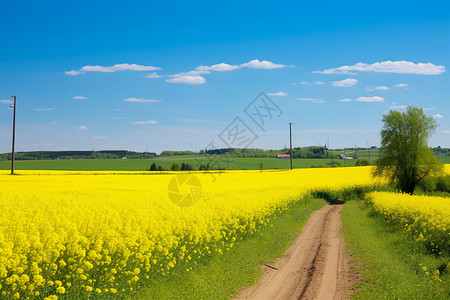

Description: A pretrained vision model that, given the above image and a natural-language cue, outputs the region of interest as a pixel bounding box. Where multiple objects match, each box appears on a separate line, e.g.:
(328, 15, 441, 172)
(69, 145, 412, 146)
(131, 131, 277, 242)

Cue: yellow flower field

(0, 167, 377, 299)
(367, 191, 450, 255)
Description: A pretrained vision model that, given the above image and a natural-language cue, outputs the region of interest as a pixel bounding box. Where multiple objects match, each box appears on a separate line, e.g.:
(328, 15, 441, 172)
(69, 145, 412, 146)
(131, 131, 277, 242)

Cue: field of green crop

(0, 152, 448, 171)
(0, 156, 361, 171)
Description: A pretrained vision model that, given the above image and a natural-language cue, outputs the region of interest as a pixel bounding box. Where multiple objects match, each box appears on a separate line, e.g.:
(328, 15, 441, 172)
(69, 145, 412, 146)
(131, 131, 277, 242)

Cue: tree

(149, 162, 157, 171)
(170, 163, 180, 171)
(372, 106, 443, 194)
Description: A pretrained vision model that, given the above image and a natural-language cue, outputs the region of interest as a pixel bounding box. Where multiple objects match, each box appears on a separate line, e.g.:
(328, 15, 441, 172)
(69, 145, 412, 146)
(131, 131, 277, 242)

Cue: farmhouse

(276, 154, 290, 159)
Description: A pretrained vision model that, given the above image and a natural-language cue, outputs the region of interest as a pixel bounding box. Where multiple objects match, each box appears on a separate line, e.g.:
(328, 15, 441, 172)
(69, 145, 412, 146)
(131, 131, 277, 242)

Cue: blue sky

(1, 0, 449, 153)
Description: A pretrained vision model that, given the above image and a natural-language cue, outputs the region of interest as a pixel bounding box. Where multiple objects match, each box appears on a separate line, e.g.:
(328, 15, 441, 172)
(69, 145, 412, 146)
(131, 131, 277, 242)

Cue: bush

(416, 175, 450, 195)
(170, 163, 180, 171)
(356, 158, 371, 166)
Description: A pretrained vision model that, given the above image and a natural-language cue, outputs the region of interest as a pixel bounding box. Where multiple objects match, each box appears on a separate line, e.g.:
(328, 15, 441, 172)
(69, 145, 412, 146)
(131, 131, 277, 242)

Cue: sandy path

(235, 202, 356, 300)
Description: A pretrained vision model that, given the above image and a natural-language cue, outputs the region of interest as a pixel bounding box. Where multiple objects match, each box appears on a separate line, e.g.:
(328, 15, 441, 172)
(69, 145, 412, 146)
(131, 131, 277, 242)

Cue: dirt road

(236, 202, 358, 300)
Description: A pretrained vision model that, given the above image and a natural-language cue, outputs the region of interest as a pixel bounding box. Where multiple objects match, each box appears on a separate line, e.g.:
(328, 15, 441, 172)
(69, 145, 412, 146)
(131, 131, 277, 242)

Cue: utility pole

(10, 96, 16, 175)
(330, 138, 334, 167)
(354, 142, 357, 159)
(289, 122, 293, 170)
(367, 141, 370, 161)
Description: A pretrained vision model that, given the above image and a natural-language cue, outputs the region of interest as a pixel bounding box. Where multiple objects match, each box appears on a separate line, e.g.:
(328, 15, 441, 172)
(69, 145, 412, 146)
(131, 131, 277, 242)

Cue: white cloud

(133, 120, 158, 125)
(423, 107, 436, 111)
(297, 97, 325, 103)
(355, 96, 384, 102)
(33, 108, 55, 111)
(394, 83, 408, 88)
(167, 59, 287, 84)
(332, 78, 358, 87)
(293, 81, 325, 85)
(123, 98, 162, 103)
(180, 118, 220, 123)
(77, 125, 88, 130)
(196, 63, 239, 72)
(314, 60, 445, 75)
(367, 86, 390, 91)
(65, 70, 82, 76)
(112, 117, 127, 120)
(239, 59, 287, 69)
(73, 96, 87, 100)
(145, 72, 162, 78)
(267, 92, 288, 96)
(66, 63, 161, 76)
(442, 130, 450, 134)
(92, 136, 107, 140)
(389, 105, 407, 109)
(432, 114, 444, 119)
(339, 98, 352, 102)
(166, 75, 206, 84)
(0, 99, 13, 104)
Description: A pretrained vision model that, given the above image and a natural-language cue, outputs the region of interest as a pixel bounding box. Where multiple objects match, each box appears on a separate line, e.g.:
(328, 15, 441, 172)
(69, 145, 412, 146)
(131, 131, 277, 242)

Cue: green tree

(170, 163, 180, 171)
(372, 106, 443, 194)
(149, 162, 157, 171)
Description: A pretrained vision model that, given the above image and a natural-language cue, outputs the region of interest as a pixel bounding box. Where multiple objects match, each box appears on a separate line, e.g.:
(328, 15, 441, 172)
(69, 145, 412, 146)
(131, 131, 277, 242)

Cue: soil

(235, 202, 362, 300)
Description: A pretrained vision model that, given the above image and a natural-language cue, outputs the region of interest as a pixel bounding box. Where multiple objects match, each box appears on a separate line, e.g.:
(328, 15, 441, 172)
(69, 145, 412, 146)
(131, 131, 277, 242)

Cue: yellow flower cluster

(0, 167, 376, 299)
(367, 191, 450, 255)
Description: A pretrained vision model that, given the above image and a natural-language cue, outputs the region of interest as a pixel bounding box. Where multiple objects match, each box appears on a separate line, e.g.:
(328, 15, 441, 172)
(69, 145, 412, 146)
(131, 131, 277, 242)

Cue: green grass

(341, 201, 450, 299)
(0, 156, 361, 171)
(137, 196, 327, 299)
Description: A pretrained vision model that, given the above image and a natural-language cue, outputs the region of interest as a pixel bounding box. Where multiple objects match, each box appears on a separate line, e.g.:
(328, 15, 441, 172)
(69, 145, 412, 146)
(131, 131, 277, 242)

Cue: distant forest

(0, 150, 156, 160)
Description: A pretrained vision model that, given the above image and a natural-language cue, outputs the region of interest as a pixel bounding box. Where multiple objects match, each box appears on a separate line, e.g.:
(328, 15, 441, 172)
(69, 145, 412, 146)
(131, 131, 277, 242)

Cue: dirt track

(236, 202, 358, 300)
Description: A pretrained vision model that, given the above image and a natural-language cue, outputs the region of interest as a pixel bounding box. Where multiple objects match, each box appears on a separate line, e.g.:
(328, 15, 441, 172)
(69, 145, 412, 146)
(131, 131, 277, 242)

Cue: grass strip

(138, 196, 327, 299)
(341, 201, 450, 299)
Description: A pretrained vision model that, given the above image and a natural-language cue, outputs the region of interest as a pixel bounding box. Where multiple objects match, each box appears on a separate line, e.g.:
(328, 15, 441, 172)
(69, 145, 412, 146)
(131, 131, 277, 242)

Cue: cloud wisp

(66, 63, 161, 76)
(123, 98, 162, 103)
(298, 97, 325, 103)
(33, 108, 55, 111)
(314, 60, 445, 75)
(267, 92, 288, 96)
(355, 96, 384, 102)
(332, 78, 358, 87)
(133, 120, 158, 125)
(432, 114, 444, 119)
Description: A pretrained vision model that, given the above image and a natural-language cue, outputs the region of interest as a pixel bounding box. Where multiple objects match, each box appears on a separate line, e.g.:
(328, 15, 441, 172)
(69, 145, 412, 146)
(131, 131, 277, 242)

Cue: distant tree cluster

(291, 146, 329, 159)
(148, 163, 164, 171)
(0, 150, 155, 160)
(160, 150, 197, 156)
